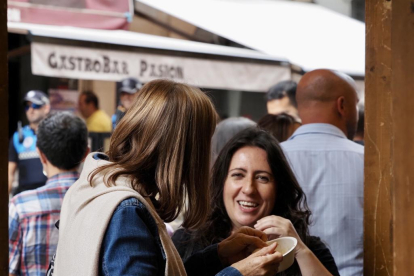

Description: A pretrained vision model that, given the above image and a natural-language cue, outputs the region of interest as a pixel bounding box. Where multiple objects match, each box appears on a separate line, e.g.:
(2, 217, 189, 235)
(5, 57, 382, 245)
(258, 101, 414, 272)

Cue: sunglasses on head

(25, 102, 43, 111)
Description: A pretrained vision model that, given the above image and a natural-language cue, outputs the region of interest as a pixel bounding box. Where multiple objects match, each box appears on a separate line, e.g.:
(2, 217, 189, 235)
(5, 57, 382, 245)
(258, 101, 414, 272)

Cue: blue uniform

(9, 125, 47, 194)
(111, 114, 117, 130)
(111, 108, 125, 130)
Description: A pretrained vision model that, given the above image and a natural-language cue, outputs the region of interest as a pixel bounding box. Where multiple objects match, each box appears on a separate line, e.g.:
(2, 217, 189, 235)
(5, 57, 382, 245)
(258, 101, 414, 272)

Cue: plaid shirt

(9, 171, 79, 276)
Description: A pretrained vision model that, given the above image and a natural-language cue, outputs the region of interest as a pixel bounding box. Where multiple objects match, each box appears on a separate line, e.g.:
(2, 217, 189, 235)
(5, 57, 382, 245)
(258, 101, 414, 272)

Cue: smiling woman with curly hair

(173, 127, 340, 276)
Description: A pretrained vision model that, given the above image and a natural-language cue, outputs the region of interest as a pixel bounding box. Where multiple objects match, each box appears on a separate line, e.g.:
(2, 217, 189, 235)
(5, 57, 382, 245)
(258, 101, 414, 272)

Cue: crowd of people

(8, 69, 364, 276)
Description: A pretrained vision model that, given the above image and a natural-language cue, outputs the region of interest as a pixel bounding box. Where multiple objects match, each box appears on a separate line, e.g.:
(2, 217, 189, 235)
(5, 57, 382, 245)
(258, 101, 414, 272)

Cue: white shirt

(281, 123, 364, 276)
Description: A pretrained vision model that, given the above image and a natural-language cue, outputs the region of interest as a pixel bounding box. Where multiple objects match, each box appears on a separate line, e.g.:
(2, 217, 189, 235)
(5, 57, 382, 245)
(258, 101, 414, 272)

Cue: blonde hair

(91, 80, 218, 229)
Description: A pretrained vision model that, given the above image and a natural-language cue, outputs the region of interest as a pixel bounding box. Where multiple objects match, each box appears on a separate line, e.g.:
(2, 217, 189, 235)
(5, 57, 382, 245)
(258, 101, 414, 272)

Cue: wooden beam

(0, 1, 9, 275)
(365, 0, 414, 275)
(391, 1, 414, 274)
(364, 1, 393, 274)
(8, 45, 31, 59)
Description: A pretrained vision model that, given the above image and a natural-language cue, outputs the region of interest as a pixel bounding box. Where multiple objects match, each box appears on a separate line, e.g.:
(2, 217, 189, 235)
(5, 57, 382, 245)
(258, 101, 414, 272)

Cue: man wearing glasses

(8, 90, 50, 195)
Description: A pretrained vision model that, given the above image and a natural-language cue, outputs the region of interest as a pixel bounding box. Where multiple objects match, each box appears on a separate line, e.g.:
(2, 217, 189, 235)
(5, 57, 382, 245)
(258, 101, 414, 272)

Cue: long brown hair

(90, 79, 218, 229)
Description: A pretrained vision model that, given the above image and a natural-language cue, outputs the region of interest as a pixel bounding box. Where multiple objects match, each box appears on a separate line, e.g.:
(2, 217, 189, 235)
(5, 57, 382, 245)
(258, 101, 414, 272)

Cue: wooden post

(0, 1, 9, 275)
(365, 0, 414, 275)
(364, 0, 393, 274)
(390, 1, 414, 274)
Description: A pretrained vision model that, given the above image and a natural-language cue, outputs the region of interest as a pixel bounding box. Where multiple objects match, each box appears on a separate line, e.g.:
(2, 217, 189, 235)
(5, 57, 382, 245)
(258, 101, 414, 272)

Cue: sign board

(32, 42, 290, 92)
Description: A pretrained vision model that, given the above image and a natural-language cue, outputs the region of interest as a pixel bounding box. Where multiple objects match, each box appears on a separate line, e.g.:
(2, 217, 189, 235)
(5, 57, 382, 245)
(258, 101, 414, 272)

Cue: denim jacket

(99, 198, 242, 276)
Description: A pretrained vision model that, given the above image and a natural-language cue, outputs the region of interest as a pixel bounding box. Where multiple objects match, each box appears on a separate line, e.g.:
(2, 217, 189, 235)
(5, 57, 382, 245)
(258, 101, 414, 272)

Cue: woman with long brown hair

(51, 80, 284, 276)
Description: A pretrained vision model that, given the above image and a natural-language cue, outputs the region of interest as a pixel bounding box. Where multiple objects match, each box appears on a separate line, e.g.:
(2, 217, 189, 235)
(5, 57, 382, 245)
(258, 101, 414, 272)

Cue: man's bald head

(297, 69, 357, 104)
(296, 69, 359, 139)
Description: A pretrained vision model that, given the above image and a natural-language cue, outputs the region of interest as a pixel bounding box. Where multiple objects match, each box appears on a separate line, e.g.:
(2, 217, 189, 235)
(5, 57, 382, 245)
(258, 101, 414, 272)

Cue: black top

(172, 229, 340, 276)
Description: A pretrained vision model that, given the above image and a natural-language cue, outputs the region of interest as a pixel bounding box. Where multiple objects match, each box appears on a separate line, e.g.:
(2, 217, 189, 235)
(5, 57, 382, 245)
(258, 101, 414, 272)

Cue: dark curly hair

(192, 127, 311, 275)
(37, 112, 88, 170)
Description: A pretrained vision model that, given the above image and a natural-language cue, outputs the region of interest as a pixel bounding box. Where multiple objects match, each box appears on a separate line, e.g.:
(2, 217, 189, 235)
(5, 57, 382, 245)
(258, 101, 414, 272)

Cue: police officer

(8, 90, 50, 195)
(112, 77, 142, 129)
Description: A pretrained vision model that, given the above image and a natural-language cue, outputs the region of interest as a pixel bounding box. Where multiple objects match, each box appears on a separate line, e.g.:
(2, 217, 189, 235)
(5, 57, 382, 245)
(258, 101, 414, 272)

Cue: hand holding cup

(217, 226, 268, 265)
(254, 215, 306, 256)
(231, 242, 283, 276)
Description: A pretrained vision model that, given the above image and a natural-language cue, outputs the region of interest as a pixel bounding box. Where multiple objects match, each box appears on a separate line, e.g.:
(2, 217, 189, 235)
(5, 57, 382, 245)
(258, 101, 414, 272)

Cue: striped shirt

(9, 172, 79, 276)
(281, 123, 364, 276)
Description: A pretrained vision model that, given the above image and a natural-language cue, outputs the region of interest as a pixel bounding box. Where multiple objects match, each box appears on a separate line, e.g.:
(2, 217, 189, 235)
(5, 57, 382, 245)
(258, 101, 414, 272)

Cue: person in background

(281, 69, 363, 276)
(112, 77, 142, 129)
(173, 128, 339, 276)
(266, 80, 301, 123)
(78, 91, 112, 132)
(9, 112, 89, 276)
(50, 80, 284, 276)
(257, 113, 301, 142)
(211, 117, 256, 163)
(353, 104, 365, 145)
(8, 90, 50, 195)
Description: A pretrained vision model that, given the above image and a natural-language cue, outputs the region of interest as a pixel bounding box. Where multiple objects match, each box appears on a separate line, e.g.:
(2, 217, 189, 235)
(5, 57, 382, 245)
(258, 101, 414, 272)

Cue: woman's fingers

(254, 215, 287, 230)
(231, 243, 283, 276)
(254, 246, 283, 276)
(261, 227, 283, 240)
(256, 216, 307, 257)
(262, 250, 283, 265)
(255, 220, 287, 238)
(255, 216, 297, 239)
(261, 251, 283, 276)
(237, 226, 268, 242)
(218, 228, 269, 265)
(251, 241, 278, 257)
(233, 233, 269, 250)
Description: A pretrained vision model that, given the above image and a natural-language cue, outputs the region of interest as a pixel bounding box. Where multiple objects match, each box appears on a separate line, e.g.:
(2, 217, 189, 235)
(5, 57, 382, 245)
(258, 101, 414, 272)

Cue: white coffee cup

(254, 236, 297, 272)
